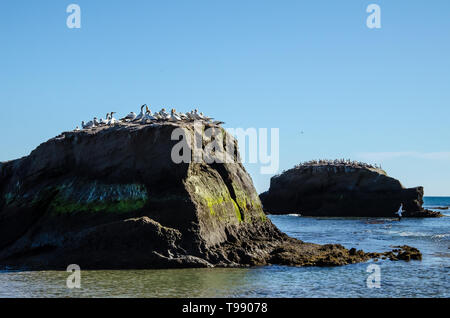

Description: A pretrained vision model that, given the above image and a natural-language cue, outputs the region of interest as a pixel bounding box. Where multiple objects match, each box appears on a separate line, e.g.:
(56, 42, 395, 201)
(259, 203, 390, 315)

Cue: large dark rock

(0, 123, 403, 270)
(260, 164, 441, 217)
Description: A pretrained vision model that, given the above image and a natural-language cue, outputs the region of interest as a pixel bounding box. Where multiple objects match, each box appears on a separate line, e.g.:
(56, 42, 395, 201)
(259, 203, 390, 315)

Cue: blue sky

(0, 1, 449, 195)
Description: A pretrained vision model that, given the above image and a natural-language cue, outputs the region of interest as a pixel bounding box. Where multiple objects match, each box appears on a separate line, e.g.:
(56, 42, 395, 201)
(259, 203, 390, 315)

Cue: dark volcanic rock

(260, 164, 441, 217)
(0, 124, 421, 270)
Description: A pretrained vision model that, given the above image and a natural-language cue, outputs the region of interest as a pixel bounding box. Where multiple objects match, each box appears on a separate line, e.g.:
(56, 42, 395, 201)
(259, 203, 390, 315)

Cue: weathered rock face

(0, 123, 398, 270)
(260, 164, 440, 217)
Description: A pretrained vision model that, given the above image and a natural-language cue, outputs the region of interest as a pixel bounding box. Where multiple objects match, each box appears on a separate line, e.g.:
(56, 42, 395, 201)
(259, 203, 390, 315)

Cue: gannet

(107, 112, 119, 125)
(186, 111, 197, 121)
(98, 113, 109, 125)
(176, 111, 188, 120)
(186, 111, 194, 120)
(169, 109, 181, 122)
(133, 105, 146, 122)
(200, 112, 213, 122)
(193, 109, 203, 120)
(196, 111, 205, 120)
(121, 112, 137, 122)
(141, 108, 157, 124)
(396, 204, 404, 220)
(159, 108, 169, 120)
(74, 126, 80, 131)
(82, 120, 95, 129)
(93, 117, 100, 126)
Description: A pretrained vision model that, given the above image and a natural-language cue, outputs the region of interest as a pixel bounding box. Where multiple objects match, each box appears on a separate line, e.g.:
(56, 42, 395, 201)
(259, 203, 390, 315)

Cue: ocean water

(0, 197, 449, 298)
(423, 196, 450, 209)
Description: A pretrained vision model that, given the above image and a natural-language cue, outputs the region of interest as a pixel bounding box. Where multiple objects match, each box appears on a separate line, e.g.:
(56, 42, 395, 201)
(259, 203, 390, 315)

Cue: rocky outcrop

(0, 123, 362, 269)
(260, 164, 441, 217)
(0, 124, 422, 270)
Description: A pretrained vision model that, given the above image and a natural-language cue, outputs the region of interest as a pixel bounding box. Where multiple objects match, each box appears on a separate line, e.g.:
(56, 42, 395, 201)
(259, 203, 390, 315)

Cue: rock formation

(260, 163, 441, 217)
(0, 124, 422, 270)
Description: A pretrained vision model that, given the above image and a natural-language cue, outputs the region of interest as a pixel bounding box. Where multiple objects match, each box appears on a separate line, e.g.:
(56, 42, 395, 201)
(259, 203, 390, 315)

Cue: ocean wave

(397, 231, 428, 237)
(431, 234, 450, 239)
(387, 230, 450, 239)
(424, 206, 450, 211)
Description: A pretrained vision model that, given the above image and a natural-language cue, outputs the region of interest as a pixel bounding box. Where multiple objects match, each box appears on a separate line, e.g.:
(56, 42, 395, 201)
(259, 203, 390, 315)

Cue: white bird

(200, 112, 213, 122)
(177, 111, 188, 120)
(192, 109, 203, 120)
(121, 112, 137, 122)
(186, 111, 194, 120)
(133, 105, 146, 122)
(107, 112, 119, 125)
(74, 126, 80, 131)
(82, 120, 95, 129)
(169, 109, 181, 122)
(141, 108, 157, 124)
(197, 111, 205, 120)
(93, 117, 100, 126)
(187, 111, 198, 121)
(98, 113, 109, 125)
(159, 108, 169, 120)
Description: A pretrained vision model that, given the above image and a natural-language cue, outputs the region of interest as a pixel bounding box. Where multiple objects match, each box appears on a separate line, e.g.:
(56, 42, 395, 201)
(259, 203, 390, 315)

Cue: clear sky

(0, 1, 449, 195)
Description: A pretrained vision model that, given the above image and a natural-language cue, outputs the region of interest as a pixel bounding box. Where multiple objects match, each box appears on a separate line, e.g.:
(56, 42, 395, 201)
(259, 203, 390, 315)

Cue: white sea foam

(387, 230, 450, 239)
(432, 234, 450, 239)
(388, 230, 429, 237)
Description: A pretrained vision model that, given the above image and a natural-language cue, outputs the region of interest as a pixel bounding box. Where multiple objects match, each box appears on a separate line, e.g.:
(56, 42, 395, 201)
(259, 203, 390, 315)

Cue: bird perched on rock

(82, 120, 95, 129)
(133, 105, 146, 122)
(141, 107, 157, 124)
(153, 112, 162, 120)
(98, 113, 109, 126)
(107, 112, 119, 125)
(159, 108, 169, 120)
(121, 112, 137, 122)
(176, 111, 188, 120)
(186, 111, 196, 120)
(192, 109, 202, 120)
(169, 109, 181, 122)
(200, 112, 213, 122)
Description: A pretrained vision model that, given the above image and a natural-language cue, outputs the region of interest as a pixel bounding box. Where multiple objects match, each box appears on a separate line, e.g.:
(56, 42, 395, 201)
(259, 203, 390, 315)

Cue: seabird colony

(295, 159, 382, 170)
(77, 105, 224, 131)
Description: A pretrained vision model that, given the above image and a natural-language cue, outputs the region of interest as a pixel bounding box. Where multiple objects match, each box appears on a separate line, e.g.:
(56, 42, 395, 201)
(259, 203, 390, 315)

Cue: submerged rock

(367, 246, 422, 262)
(0, 123, 420, 270)
(260, 163, 441, 217)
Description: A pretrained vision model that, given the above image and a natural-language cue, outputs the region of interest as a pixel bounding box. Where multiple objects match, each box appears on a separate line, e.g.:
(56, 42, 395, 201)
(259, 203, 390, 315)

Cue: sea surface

(0, 197, 449, 298)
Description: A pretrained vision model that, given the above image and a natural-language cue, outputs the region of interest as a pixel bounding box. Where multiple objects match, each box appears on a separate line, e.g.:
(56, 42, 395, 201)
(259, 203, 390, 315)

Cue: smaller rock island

(260, 160, 441, 217)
